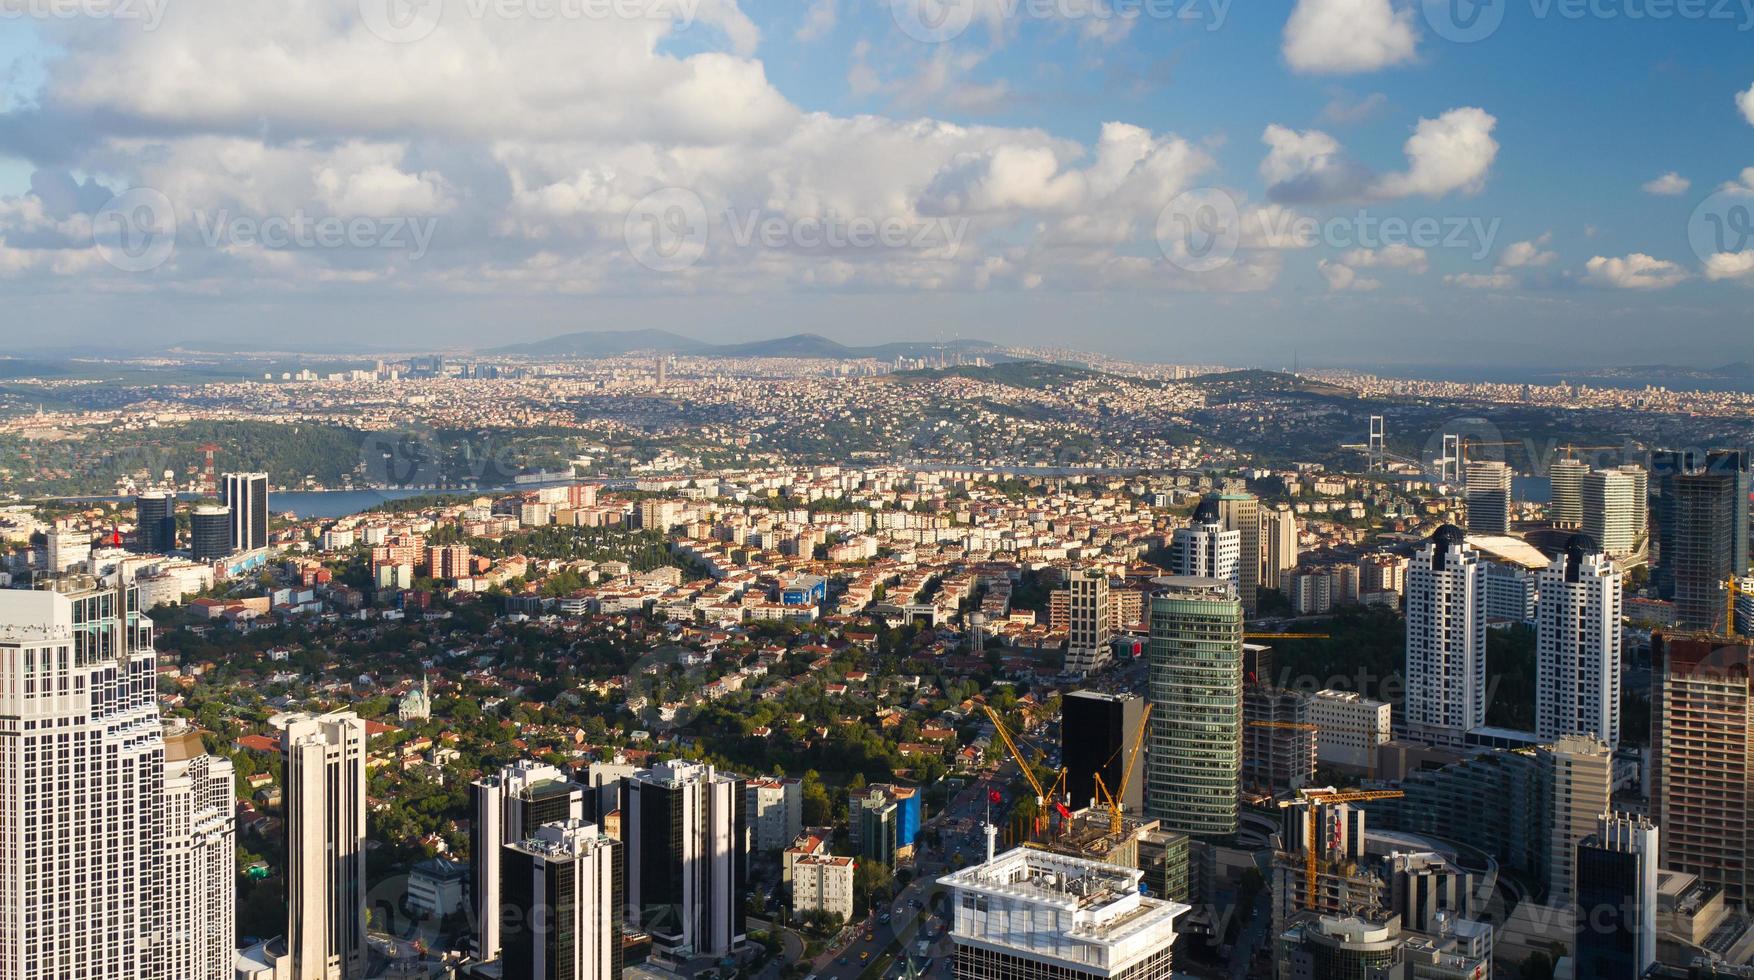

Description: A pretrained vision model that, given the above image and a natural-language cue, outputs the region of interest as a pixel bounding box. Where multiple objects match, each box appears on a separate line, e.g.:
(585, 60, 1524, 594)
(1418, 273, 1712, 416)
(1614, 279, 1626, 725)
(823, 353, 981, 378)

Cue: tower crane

(983, 705, 1070, 839)
(1091, 704, 1152, 837)
(1279, 788, 1404, 910)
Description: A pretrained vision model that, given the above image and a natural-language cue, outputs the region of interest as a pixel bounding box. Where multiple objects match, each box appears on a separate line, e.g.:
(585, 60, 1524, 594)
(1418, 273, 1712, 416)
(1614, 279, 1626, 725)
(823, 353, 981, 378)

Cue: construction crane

(983, 705, 1070, 838)
(1279, 788, 1404, 910)
(1091, 704, 1152, 837)
(1725, 577, 1750, 636)
(1247, 720, 1318, 732)
(1244, 633, 1330, 641)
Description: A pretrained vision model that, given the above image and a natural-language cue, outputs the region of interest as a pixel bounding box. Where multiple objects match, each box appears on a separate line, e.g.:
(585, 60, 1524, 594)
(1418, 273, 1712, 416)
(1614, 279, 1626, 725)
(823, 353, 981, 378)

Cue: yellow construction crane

(983, 704, 1070, 837)
(1091, 704, 1153, 837)
(1247, 720, 1318, 732)
(1726, 577, 1749, 636)
(1279, 788, 1404, 910)
(1244, 633, 1331, 640)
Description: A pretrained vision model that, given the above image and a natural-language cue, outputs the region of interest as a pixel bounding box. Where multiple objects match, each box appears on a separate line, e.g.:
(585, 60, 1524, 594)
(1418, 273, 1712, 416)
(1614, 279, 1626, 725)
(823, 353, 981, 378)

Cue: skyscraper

(1581, 465, 1647, 559)
(283, 713, 368, 980)
(161, 724, 238, 980)
(1262, 503, 1300, 592)
(135, 491, 178, 554)
(500, 820, 624, 980)
(1062, 691, 1146, 813)
(1402, 526, 1485, 748)
(1464, 460, 1512, 535)
(1653, 450, 1751, 632)
(1217, 492, 1262, 615)
(1065, 567, 1112, 676)
(1550, 457, 1590, 528)
(1170, 498, 1242, 597)
(0, 580, 167, 980)
(626, 760, 747, 958)
(1652, 635, 1754, 905)
(221, 472, 271, 553)
(1539, 734, 1613, 908)
(471, 760, 588, 963)
(1573, 813, 1659, 980)
(190, 504, 232, 562)
(1146, 576, 1243, 838)
(1535, 536, 1623, 749)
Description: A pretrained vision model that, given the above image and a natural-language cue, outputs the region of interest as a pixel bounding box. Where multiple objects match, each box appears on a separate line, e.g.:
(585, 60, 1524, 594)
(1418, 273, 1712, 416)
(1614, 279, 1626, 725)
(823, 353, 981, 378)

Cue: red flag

(112, 529, 122, 547)
(988, 790, 1002, 805)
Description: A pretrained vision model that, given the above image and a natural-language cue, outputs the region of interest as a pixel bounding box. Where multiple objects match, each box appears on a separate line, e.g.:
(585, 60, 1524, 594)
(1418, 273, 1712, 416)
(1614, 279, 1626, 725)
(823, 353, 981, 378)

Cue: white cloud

(1642, 172, 1691, 196)
(1739, 82, 1754, 127)
(1584, 253, 1688, 290)
(1703, 250, 1754, 282)
(1283, 0, 1419, 75)
(1317, 259, 1381, 291)
(1720, 168, 1754, 195)
(1497, 235, 1556, 270)
(1319, 91, 1389, 126)
(1340, 243, 1428, 273)
(1445, 272, 1516, 290)
(1369, 108, 1499, 199)
(796, 0, 837, 41)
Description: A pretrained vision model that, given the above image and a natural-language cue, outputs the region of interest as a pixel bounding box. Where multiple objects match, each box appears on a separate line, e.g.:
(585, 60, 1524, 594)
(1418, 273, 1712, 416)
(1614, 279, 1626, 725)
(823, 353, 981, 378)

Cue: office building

(1217, 492, 1262, 614)
(283, 712, 369, 980)
(190, 504, 232, 562)
(1551, 457, 1590, 528)
(1275, 911, 1491, 980)
(1309, 690, 1392, 771)
(1062, 691, 1147, 814)
(1535, 537, 1623, 749)
(0, 580, 166, 980)
(221, 472, 270, 553)
(1403, 526, 1485, 748)
(791, 854, 856, 924)
(1582, 465, 1648, 559)
(626, 760, 746, 958)
(161, 724, 238, 980)
(1573, 813, 1658, 980)
(1065, 567, 1112, 676)
(1263, 504, 1300, 592)
(746, 777, 803, 854)
(1169, 498, 1242, 597)
(940, 846, 1189, 980)
(1465, 460, 1512, 536)
(136, 490, 178, 554)
(848, 783, 921, 865)
(471, 760, 588, 962)
(1146, 576, 1243, 838)
(1541, 734, 1614, 908)
(500, 820, 624, 980)
(1653, 449, 1751, 632)
(1651, 635, 1754, 905)
(1243, 685, 1317, 795)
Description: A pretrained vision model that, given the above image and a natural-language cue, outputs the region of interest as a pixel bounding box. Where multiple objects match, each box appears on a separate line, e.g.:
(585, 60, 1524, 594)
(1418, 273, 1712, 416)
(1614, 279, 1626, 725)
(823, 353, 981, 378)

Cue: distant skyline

(1, 0, 1752, 366)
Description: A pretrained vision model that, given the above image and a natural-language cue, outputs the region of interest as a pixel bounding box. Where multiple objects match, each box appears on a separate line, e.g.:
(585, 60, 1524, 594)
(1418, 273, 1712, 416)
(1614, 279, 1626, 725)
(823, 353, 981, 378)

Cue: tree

(801, 770, 833, 826)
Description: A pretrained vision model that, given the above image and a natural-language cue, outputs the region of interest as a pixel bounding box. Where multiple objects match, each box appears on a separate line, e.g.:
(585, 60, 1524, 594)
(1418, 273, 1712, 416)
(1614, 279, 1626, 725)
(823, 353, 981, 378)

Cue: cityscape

(4, 0, 1754, 979)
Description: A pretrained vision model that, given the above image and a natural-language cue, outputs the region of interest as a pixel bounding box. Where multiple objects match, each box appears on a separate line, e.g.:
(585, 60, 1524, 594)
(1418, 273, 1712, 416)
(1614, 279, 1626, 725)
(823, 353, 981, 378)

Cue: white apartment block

(792, 854, 856, 924)
(1065, 568, 1112, 676)
(1582, 465, 1648, 558)
(1536, 539, 1622, 749)
(1170, 503, 1241, 596)
(283, 713, 368, 980)
(1403, 527, 1485, 748)
(162, 728, 237, 980)
(1540, 734, 1614, 907)
(1309, 690, 1392, 770)
(747, 776, 804, 853)
(1263, 505, 1299, 591)
(940, 846, 1189, 980)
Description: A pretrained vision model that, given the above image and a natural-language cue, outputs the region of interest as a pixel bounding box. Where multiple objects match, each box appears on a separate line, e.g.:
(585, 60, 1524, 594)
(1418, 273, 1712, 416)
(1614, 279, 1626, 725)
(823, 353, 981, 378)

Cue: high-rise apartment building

(135, 491, 178, 554)
(1654, 449, 1751, 631)
(1065, 567, 1112, 676)
(1465, 460, 1512, 535)
(283, 713, 369, 980)
(1402, 526, 1485, 748)
(1550, 457, 1590, 528)
(471, 760, 588, 962)
(1062, 691, 1147, 814)
(626, 760, 746, 958)
(0, 580, 167, 980)
(1652, 635, 1754, 905)
(44, 525, 90, 573)
(1263, 504, 1300, 592)
(1573, 812, 1659, 980)
(1540, 734, 1614, 908)
(1535, 536, 1623, 749)
(1170, 498, 1242, 597)
(1581, 465, 1647, 559)
(500, 820, 624, 980)
(1217, 492, 1262, 615)
(161, 725, 237, 980)
(940, 846, 1188, 980)
(746, 776, 804, 853)
(221, 472, 270, 553)
(1146, 576, 1243, 838)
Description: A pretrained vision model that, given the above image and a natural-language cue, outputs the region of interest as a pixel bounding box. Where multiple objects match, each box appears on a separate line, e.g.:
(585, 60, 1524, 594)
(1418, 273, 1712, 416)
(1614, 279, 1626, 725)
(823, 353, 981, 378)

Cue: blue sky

(0, 0, 1750, 367)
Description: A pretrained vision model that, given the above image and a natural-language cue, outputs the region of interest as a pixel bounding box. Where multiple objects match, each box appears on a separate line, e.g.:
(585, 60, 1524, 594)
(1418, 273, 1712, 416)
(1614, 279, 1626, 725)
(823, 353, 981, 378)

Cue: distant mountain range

(486, 330, 1025, 362)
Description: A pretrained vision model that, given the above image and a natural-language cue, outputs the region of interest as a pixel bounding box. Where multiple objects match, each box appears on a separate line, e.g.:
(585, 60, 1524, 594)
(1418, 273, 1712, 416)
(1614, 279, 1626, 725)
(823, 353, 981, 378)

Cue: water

(57, 487, 487, 521)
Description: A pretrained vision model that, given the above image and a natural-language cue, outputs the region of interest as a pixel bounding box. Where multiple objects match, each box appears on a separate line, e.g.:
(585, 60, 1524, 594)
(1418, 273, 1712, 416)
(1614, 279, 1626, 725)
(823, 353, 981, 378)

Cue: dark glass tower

(1653, 450, 1751, 631)
(133, 492, 176, 554)
(1061, 691, 1145, 813)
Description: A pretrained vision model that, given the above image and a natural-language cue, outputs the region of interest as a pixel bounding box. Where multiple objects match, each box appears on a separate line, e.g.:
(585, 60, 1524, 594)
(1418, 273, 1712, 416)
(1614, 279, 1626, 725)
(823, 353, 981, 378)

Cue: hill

(488, 330, 1020, 362)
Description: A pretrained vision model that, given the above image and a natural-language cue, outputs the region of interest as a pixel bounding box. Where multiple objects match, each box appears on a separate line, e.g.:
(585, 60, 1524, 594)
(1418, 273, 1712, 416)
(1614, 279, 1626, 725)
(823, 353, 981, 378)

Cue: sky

(0, 0, 1751, 367)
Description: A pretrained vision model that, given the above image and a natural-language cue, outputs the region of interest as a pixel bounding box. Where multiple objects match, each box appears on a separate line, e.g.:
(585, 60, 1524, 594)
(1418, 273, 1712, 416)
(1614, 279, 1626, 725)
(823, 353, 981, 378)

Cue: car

(859, 951, 870, 962)
(880, 914, 890, 923)
(837, 957, 848, 966)
(864, 932, 875, 942)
